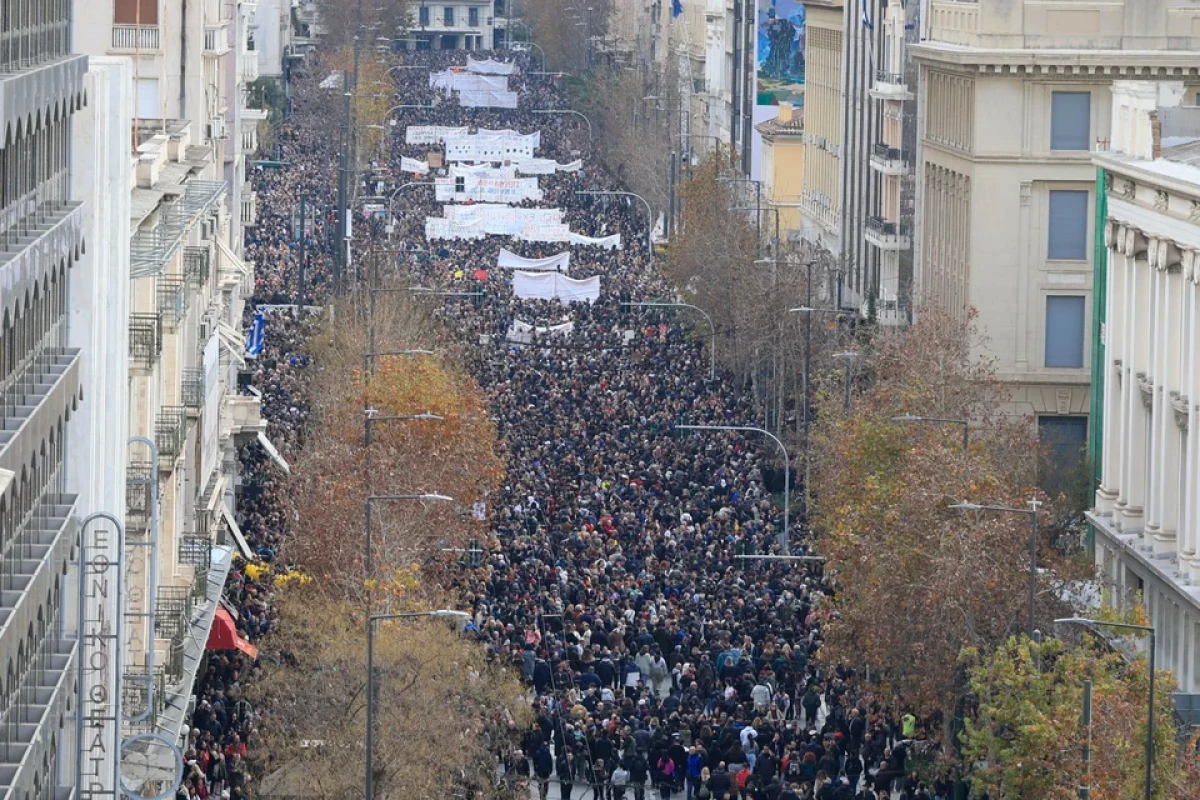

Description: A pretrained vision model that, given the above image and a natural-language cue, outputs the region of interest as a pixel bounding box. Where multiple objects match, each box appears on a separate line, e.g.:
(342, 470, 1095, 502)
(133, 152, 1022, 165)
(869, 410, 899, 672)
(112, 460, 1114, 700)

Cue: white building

(1090, 81, 1200, 693)
(407, 1, 497, 50)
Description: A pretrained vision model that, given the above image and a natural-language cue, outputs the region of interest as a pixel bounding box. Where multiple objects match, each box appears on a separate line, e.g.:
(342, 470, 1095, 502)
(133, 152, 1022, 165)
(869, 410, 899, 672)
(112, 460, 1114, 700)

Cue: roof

(756, 110, 804, 138)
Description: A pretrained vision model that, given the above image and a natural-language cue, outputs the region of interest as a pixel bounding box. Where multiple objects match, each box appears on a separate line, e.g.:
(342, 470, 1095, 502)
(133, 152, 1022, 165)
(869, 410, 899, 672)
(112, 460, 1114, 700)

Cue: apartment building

(797, 0, 841, 252)
(911, 0, 1200, 455)
(756, 102, 805, 235)
(863, 0, 914, 324)
(0, 3, 93, 797)
(409, 1, 498, 50)
(1090, 82, 1200, 693)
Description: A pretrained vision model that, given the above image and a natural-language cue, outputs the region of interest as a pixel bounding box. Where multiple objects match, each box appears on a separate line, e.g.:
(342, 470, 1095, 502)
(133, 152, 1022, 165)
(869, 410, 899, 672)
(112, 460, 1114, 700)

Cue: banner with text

(497, 249, 571, 271)
(405, 125, 469, 144)
(435, 176, 544, 204)
(512, 271, 601, 304)
(468, 57, 518, 75)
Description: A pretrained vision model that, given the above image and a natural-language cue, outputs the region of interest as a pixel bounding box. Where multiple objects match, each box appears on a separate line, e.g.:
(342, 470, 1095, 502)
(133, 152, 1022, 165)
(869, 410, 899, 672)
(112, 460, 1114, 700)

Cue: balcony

(182, 368, 205, 412)
(241, 184, 257, 228)
(183, 245, 211, 287)
(131, 180, 226, 278)
(204, 24, 230, 55)
(156, 276, 189, 329)
(870, 69, 912, 101)
(869, 143, 908, 176)
(154, 406, 188, 466)
(111, 24, 160, 51)
(126, 460, 155, 537)
(864, 216, 911, 251)
(129, 312, 163, 369)
(239, 49, 260, 83)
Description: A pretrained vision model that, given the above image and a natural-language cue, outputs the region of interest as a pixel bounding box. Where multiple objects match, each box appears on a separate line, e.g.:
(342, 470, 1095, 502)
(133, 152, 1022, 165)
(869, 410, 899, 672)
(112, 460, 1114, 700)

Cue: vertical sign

(80, 516, 122, 799)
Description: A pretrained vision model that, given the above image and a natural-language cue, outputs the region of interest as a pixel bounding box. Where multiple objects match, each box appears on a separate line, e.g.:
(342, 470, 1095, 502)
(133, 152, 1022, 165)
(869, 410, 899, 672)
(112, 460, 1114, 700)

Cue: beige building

(912, 0, 1200, 449)
(1090, 82, 1200, 693)
(797, 0, 842, 254)
(756, 102, 806, 236)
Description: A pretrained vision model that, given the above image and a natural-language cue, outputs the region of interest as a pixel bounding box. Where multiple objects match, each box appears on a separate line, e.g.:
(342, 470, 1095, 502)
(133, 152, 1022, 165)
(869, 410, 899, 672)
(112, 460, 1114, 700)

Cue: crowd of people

(179, 46, 951, 800)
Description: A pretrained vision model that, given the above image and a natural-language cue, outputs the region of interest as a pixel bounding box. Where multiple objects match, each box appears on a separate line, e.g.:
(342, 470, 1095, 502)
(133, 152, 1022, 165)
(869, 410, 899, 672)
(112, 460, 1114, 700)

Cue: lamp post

(676, 424, 791, 549)
(387, 180, 433, 225)
(949, 499, 1043, 638)
(892, 414, 970, 452)
(532, 108, 593, 142)
(364, 494, 454, 598)
(363, 409, 444, 447)
(575, 190, 654, 252)
(629, 301, 715, 380)
(366, 609, 471, 800)
(1055, 617, 1156, 800)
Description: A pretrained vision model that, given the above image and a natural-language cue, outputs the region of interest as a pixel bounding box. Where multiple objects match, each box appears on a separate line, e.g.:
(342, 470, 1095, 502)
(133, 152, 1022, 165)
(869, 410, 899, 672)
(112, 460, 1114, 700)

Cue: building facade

(911, 0, 1200, 451)
(1090, 81, 1200, 693)
(756, 102, 805, 236)
(409, 1, 498, 50)
(0, 4, 91, 797)
(796, 0, 842, 254)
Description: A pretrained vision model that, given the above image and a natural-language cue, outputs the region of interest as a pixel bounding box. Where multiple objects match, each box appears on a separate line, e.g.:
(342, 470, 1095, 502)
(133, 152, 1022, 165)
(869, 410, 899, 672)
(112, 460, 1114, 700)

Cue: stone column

(1153, 239, 1181, 556)
(1117, 225, 1148, 534)
(1096, 221, 1123, 514)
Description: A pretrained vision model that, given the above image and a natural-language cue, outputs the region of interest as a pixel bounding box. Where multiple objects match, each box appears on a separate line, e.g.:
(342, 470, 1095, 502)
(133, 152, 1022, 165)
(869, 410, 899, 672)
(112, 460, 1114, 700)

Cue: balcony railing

(126, 460, 155, 537)
(241, 124, 258, 156)
(183, 246, 211, 287)
(0, 16, 70, 71)
(155, 406, 188, 463)
(157, 276, 189, 328)
(872, 143, 905, 161)
(866, 216, 909, 237)
(870, 143, 908, 174)
(239, 50, 259, 83)
(129, 312, 163, 369)
(181, 368, 205, 411)
(241, 186, 257, 227)
(204, 24, 229, 54)
(864, 215, 912, 251)
(111, 24, 160, 51)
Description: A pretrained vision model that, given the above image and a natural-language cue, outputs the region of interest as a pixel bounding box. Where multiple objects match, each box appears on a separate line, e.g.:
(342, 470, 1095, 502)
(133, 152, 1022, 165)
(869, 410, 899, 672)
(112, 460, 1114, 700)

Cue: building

(911, 0, 1200, 450)
(408, 1, 498, 50)
(1089, 81, 1200, 693)
(796, 0, 842, 253)
(756, 102, 806, 235)
(0, 5, 92, 797)
(863, 0, 915, 324)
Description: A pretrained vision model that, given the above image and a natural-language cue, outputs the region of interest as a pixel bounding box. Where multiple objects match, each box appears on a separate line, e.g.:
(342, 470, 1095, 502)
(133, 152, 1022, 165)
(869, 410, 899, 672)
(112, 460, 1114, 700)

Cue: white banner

(201, 333, 222, 487)
(445, 133, 538, 162)
(512, 272, 601, 304)
(468, 57, 518, 75)
(506, 319, 575, 343)
(514, 158, 583, 175)
(459, 90, 520, 109)
(476, 128, 520, 138)
(518, 222, 572, 243)
(568, 232, 623, 250)
(400, 156, 429, 174)
(435, 176, 544, 204)
(450, 164, 518, 180)
(405, 125, 469, 144)
(430, 70, 510, 92)
(427, 206, 575, 242)
(497, 248, 570, 271)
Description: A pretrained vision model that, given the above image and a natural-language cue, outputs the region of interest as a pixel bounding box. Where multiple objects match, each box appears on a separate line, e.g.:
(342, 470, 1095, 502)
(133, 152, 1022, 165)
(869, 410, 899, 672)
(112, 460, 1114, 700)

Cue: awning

(205, 474, 229, 514)
(215, 237, 250, 277)
(221, 505, 256, 561)
(206, 606, 259, 659)
(257, 430, 291, 474)
(217, 321, 247, 368)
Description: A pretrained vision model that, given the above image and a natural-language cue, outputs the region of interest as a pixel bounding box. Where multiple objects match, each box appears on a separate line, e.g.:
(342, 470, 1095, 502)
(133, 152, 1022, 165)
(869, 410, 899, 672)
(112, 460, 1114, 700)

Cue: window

(444, 6, 455, 25)
(1050, 91, 1090, 150)
(1048, 189, 1088, 260)
(115, 0, 158, 24)
(418, 5, 429, 26)
(1038, 415, 1088, 496)
(1045, 295, 1086, 368)
(136, 78, 160, 119)
(495, 0, 505, 12)
(469, 6, 479, 26)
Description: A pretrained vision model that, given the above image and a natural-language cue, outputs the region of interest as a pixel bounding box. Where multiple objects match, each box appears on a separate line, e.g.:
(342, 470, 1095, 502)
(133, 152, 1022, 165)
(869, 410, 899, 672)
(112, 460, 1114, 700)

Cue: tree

(809, 308, 1083, 718)
(961, 630, 1180, 800)
(244, 586, 530, 800)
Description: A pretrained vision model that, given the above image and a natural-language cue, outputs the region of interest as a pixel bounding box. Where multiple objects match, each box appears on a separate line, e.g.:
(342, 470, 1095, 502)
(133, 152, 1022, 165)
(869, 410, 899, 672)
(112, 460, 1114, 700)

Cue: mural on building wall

(756, 0, 805, 106)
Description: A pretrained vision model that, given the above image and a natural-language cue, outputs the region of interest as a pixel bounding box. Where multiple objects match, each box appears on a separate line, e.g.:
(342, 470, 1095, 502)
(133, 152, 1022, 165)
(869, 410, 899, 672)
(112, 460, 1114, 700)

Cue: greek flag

(861, 0, 873, 29)
(672, 0, 683, 18)
(246, 311, 265, 357)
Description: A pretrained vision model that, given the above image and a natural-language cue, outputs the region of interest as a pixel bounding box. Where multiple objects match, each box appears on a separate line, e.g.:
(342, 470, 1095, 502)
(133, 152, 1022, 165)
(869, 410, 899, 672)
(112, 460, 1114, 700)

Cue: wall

(798, 1, 841, 251)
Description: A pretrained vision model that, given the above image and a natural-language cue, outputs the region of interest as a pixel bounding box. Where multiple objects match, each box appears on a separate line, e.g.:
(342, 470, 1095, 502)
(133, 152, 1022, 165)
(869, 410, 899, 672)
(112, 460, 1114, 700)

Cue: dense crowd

(179, 47, 950, 800)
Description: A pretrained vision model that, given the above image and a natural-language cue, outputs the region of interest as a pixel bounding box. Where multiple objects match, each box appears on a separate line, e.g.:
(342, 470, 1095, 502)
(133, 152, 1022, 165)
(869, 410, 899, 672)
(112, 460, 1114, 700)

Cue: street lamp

(575, 190, 654, 252)
(892, 414, 970, 452)
(676, 424, 791, 549)
(364, 494, 454, 596)
(363, 409, 444, 447)
(949, 499, 1043, 638)
(628, 301, 715, 380)
(1055, 617, 1156, 800)
(366, 609, 471, 800)
(532, 108, 593, 141)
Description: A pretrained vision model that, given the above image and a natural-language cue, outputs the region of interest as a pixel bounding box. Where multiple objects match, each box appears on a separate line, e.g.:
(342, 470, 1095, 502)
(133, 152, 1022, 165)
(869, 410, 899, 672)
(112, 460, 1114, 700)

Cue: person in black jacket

(557, 749, 578, 800)
(629, 752, 650, 800)
(534, 742, 554, 799)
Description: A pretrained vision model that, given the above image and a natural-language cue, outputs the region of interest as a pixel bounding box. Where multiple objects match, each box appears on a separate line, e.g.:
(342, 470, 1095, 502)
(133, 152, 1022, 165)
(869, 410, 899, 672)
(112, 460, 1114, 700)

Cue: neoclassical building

(1091, 81, 1200, 692)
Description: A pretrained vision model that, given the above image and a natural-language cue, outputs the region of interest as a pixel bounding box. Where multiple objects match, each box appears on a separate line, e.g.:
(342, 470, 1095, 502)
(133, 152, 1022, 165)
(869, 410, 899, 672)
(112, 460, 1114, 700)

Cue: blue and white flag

(672, 0, 683, 18)
(246, 311, 265, 357)
(860, 0, 873, 28)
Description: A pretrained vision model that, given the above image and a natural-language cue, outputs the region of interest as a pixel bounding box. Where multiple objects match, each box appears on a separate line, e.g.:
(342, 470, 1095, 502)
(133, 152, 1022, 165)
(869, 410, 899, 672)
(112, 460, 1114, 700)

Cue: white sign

(497, 249, 570, 271)
(468, 57, 518, 75)
(512, 271, 601, 304)
(515, 158, 582, 175)
(506, 319, 576, 343)
(569, 232, 623, 250)
(444, 133, 538, 162)
(400, 156, 429, 174)
(435, 176, 544, 204)
(405, 125, 469, 145)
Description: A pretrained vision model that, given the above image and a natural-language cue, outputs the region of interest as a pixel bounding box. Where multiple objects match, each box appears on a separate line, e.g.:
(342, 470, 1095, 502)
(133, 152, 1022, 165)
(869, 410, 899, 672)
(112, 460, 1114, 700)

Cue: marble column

(1118, 225, 1148, 534)
(1152, 239, 1181, 556)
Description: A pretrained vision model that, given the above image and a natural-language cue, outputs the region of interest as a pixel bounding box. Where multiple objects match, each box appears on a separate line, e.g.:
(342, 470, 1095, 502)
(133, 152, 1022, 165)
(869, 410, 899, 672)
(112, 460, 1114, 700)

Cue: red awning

(206, 607, 260, 659)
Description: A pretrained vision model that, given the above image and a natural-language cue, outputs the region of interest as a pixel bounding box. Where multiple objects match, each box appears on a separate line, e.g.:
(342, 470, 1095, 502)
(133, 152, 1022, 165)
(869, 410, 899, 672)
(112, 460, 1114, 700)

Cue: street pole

(297, 194, 307, 306)
(364, 494, 453, 601)
(952, 499, 1041, 638)
(803, 259, 813, 517)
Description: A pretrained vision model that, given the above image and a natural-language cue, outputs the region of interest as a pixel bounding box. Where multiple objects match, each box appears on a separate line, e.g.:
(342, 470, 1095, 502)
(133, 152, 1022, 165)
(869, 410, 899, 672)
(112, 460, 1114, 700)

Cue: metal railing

(0, 16, 70, 72)
(110, 24, 160, 51)
(203, 24, 228, 53)
(181, 368, 205, 410)
(872, 143, 907, 162)
(156, 277, 189, 328)
(865, 215, 912, 237)
(875, 69, 906, 86)
(122, 667, 167, 733)
(126, 460, 155, 536)
(154, 406, 188, 462)
(183, 246, 211, 287)
(129, 313, 163, 369)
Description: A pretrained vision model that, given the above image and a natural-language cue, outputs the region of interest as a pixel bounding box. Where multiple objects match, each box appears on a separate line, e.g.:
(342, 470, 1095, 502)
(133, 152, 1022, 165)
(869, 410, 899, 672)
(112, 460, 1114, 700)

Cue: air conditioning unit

(208, 116, 228, 140)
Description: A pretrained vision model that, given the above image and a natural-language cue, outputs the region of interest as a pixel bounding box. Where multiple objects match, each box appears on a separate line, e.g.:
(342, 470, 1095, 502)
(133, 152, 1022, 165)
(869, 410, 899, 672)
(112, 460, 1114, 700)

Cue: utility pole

(337, 0, 365, 292)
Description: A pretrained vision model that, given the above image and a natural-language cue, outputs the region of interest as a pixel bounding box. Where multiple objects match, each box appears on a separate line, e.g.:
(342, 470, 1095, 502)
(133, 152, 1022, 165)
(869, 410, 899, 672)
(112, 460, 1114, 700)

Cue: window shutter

(114, 0, 158, 25)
